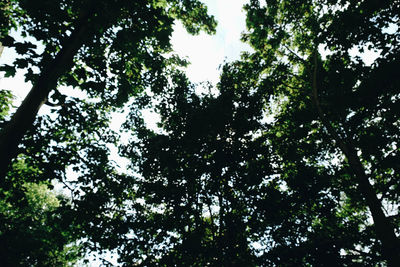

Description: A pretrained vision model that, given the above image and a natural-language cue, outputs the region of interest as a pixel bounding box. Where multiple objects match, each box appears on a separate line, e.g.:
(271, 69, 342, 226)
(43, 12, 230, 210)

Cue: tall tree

(119, 61, 271, 265)
(118, 0, 400, 265)
(122, 58, 386, 265)
(243, 0, 400, 265)
(0, 1, 216, 264)
(0, 0, 216, 181)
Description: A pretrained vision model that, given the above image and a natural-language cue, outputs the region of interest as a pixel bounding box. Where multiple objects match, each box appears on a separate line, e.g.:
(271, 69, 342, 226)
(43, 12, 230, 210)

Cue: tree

(0, 79, 119, 265)
(0, 178, 81, 266)
(2, 0, 399, 265)
(0, 0, 216, 181)
(118, 62, 270, 265)
(117, 0, 400, 265)
(121, 59, 383, 266)
(0, 1, 216, 264)
(243, 0, 400, 265)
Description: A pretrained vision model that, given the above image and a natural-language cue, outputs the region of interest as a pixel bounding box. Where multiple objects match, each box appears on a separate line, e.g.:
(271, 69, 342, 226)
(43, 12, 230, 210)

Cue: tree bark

(311, 52, 400, 266)
(0, 10, 93, 183)
(0, 42, 4, 58)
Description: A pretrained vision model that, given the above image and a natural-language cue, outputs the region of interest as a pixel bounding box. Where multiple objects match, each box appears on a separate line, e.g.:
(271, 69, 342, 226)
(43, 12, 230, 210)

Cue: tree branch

(0, 4, 95, 182)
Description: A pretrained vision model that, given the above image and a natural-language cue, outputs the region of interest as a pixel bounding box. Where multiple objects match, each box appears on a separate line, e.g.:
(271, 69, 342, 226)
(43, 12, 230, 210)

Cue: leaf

(0, 64, 16, 77)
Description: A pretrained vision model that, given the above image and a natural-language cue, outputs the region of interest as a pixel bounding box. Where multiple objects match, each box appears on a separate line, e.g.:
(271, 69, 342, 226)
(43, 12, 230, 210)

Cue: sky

(171, 0, 251, 85)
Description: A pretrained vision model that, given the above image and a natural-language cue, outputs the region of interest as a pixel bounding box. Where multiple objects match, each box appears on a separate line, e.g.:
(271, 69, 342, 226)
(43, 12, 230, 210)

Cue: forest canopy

(0, 0, 400, 266)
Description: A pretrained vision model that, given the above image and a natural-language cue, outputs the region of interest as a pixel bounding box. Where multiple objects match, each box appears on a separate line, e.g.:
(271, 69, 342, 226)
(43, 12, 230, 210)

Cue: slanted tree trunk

(344, 144, 400, 266)
(311, 53, 400, 266)
(0, 10, 92, 183)
(0, 42, 4, 57)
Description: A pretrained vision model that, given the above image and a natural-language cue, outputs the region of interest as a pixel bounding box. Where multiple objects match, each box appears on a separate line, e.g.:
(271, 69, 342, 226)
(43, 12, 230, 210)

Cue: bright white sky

(171, 0, 251, 85)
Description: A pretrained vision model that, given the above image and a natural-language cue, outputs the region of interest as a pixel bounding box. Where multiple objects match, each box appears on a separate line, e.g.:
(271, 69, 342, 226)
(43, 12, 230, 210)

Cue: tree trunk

(0, 42, 4, 57)
(0, 11, 92, 183)
(311, 52, 400, 266)
(345, 145, 400, 266)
